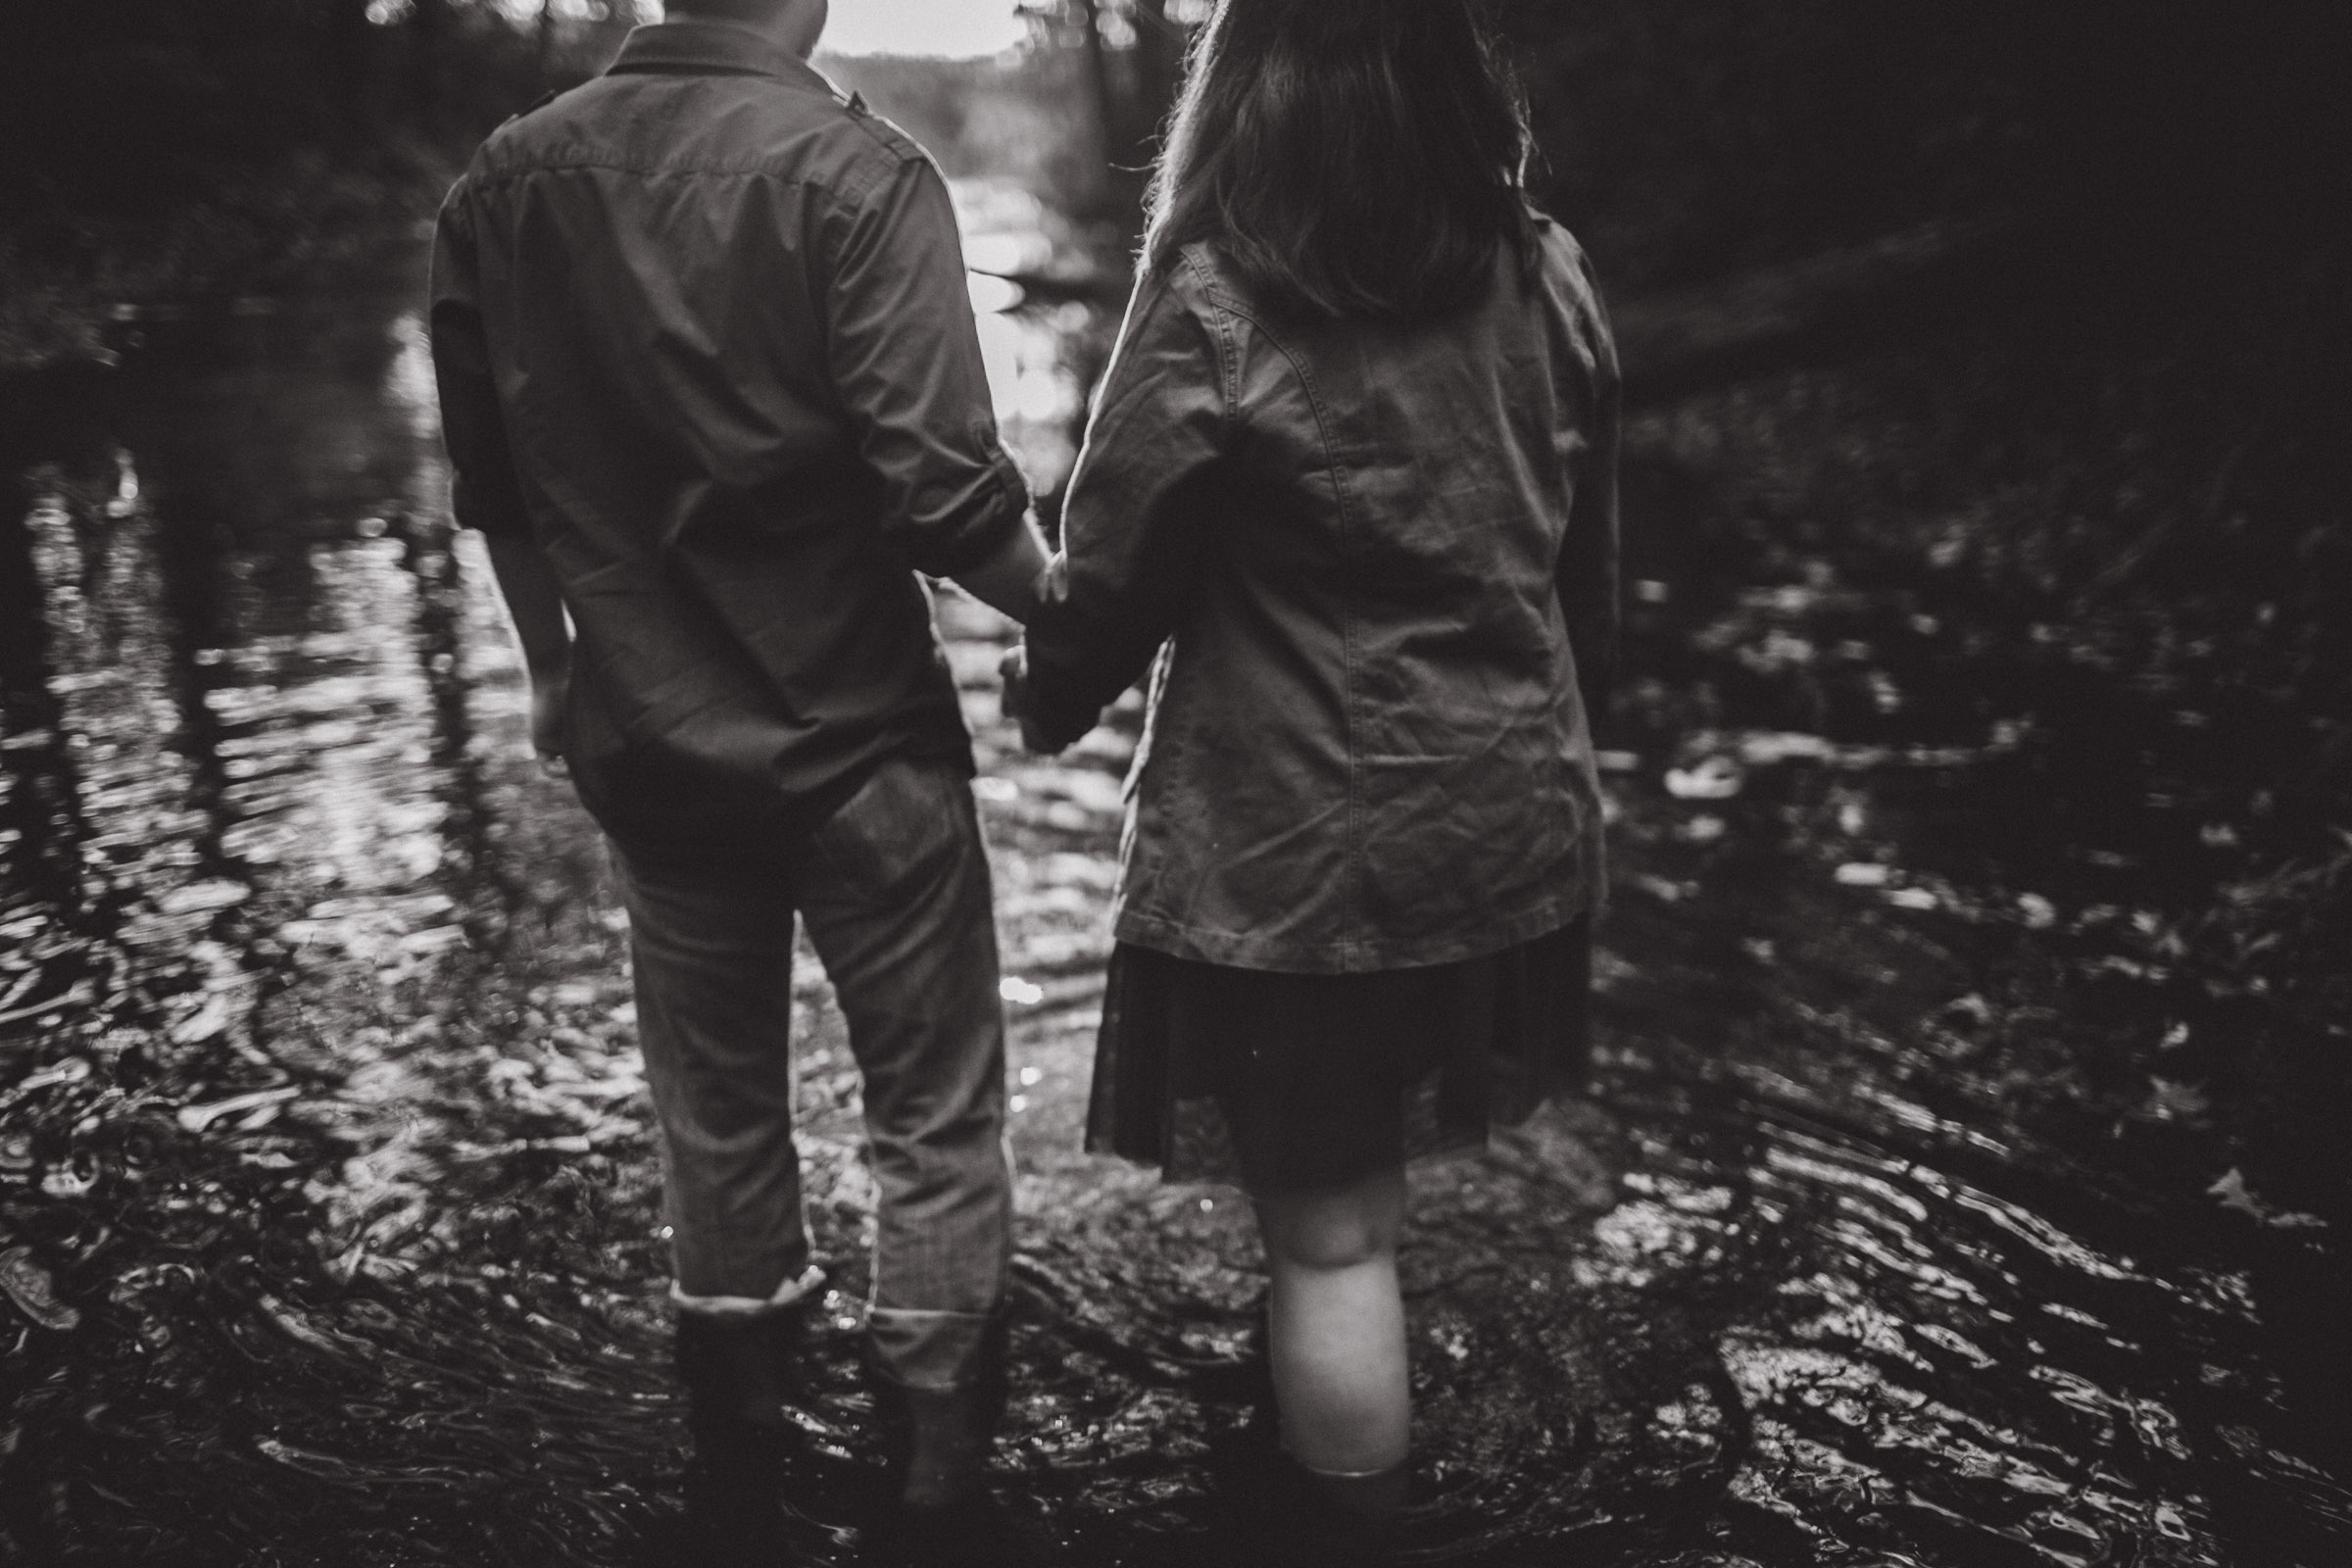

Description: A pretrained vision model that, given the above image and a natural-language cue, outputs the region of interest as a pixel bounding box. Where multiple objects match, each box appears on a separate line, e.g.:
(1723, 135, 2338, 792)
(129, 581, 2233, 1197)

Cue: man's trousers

(612, 754, 1011, 1392)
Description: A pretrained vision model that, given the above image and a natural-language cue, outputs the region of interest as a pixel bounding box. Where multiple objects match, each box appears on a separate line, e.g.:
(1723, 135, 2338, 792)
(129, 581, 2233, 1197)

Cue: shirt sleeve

(1021, 262, 1230, 751)
(426, 182, 532, 541)
(823, 154, 1030, 578)
(1556, 262, 1623, 724)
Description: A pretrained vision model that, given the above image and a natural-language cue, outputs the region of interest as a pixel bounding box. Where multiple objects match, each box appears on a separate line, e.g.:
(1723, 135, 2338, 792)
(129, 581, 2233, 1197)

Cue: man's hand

(528, 656, 571, 778)
(484, 534, 576, 781)
(998, 644, 1060, 755)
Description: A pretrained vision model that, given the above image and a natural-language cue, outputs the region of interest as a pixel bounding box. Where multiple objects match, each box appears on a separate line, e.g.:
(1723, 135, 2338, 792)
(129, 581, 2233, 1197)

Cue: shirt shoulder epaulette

(838, 89, 926, 167)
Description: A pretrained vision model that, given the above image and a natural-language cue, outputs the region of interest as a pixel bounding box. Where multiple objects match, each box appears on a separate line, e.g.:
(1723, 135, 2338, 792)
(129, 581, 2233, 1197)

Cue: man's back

(431, 20, 1029, 865)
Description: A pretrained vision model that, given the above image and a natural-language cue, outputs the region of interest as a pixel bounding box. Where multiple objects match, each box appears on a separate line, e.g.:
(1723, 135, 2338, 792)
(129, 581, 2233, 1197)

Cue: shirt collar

(605, 19, 834, 94)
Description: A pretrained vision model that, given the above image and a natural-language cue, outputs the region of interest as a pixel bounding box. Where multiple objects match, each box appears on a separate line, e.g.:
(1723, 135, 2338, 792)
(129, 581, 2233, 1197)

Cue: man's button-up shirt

(429, 20, 1028, 865)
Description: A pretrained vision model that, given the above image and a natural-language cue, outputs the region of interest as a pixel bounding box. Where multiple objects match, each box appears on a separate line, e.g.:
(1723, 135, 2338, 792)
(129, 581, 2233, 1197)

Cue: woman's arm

(1015, 263, 1231, 752)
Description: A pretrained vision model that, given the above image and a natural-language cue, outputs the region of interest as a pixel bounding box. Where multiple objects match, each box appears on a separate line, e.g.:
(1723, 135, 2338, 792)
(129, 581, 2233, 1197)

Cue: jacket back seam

(1174, 254, 1242, 424)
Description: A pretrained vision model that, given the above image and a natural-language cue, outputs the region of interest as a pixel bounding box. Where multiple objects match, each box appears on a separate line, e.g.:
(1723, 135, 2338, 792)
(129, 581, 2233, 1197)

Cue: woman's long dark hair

(1144, 0, 1538, 321)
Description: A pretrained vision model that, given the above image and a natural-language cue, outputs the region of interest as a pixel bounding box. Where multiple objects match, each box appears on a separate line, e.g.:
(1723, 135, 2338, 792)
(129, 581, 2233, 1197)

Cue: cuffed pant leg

(611, 846, 811, 1303)
(796, 759, 1011, 1391)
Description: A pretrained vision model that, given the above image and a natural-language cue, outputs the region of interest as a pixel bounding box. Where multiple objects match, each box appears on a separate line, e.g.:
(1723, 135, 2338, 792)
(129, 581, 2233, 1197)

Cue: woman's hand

(998, 644, 1059, 755)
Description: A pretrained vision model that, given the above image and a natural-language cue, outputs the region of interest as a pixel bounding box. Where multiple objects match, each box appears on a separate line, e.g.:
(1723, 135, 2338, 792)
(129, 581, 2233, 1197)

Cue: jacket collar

(605, 20, 833, 94)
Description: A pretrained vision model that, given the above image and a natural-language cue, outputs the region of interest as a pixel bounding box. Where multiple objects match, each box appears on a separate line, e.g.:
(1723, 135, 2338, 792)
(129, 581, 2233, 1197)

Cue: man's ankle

(676, 1285, 823, 1436)
(864, 1313, 1006, 1512)
(671, 1258, 827, 1318)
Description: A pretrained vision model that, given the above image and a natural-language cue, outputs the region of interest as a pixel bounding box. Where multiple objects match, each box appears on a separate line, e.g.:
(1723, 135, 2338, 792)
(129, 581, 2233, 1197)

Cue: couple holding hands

(430, 0, 1618, 1559)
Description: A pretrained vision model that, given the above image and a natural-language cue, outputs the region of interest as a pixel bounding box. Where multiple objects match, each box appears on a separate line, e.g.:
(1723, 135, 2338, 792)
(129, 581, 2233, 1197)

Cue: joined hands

(998, 644, 1062, 756)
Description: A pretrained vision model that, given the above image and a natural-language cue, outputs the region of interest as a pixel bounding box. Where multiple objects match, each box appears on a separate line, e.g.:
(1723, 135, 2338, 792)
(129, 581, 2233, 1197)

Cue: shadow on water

(0, 217, 2346, 1566)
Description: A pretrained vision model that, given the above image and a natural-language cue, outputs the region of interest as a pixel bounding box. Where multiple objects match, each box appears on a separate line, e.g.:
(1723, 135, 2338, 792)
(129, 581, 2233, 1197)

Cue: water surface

(0, 225, 2345, 1566)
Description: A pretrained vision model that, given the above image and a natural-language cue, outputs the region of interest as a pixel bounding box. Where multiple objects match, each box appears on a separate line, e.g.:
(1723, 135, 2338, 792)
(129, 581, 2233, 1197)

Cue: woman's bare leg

(1254, 1165, 1411, 1477)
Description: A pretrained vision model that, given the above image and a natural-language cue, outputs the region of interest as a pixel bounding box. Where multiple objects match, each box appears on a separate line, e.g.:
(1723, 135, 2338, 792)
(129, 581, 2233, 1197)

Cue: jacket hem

(1108, 881, 1600, 975)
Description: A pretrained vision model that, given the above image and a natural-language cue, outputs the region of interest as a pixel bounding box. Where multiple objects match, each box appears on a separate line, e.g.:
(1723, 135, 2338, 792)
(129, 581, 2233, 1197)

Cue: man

(427, 0, 1048, 1557)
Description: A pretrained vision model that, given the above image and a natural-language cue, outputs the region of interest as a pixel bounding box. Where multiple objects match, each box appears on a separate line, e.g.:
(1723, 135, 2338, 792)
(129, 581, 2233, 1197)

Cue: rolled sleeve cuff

(894, 449, 1030, 578)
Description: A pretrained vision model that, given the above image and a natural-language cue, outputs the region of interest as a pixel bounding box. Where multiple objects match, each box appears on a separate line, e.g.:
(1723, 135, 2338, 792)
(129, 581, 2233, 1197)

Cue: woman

(1005, 0, 1620, 1548)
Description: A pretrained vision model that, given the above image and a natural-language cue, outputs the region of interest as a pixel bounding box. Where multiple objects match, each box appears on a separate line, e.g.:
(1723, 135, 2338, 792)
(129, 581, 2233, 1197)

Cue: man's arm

(428, 184, 573, 770)
(823, 154, 1043, 619)
(950, 518, 1052, 624)
(483, 534, 573, 774)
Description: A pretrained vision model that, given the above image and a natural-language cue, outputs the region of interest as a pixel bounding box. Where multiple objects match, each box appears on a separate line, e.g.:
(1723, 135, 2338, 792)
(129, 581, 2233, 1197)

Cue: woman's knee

(1267, 1220, 1390, 1273)
(1257, 1173, 1404, 1271)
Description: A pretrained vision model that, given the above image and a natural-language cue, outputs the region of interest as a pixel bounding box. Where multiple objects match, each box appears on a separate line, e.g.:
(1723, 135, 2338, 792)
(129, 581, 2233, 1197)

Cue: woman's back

(1185, 218, 1610, 717)
(1023, 216, 1619, 973)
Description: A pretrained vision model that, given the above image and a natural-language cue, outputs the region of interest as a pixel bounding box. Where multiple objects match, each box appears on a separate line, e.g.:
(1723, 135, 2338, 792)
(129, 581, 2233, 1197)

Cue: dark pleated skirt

(1085, 916, 1593, 1193)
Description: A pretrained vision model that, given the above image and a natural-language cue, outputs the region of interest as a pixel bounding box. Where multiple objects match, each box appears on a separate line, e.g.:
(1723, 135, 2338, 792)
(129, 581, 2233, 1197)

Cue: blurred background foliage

(2, 0, 2342, 338)
(0, 1, 636, 219)
(1503, 0, 2344, 289)
(0, 0, 643, 365)
(821, 49, 1105, 211)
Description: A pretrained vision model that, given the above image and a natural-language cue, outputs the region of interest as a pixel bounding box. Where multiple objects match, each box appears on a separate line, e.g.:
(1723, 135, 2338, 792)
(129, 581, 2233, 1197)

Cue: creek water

(0, 207, 2345, 1567)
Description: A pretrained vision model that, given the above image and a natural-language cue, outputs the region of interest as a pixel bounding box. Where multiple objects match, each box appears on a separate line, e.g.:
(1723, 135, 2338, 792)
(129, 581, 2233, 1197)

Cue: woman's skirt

(1085, 917, 1593, 1193)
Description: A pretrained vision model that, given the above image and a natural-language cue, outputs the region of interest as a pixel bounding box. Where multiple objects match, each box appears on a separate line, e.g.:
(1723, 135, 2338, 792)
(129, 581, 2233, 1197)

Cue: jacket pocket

(1352, 749, 1581, 944)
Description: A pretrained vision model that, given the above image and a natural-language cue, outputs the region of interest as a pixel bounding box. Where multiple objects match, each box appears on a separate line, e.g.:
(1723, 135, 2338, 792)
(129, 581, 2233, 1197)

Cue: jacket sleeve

(823, 155, 1031, 577)
(1556, 263, 1622, 725)
(1021, 263, 1228, 752)
(427, 183, 532, 540)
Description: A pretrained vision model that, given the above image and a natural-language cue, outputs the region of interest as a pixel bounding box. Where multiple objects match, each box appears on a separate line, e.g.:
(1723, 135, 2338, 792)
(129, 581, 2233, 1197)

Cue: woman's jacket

(1022, 218, 1621, 974)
